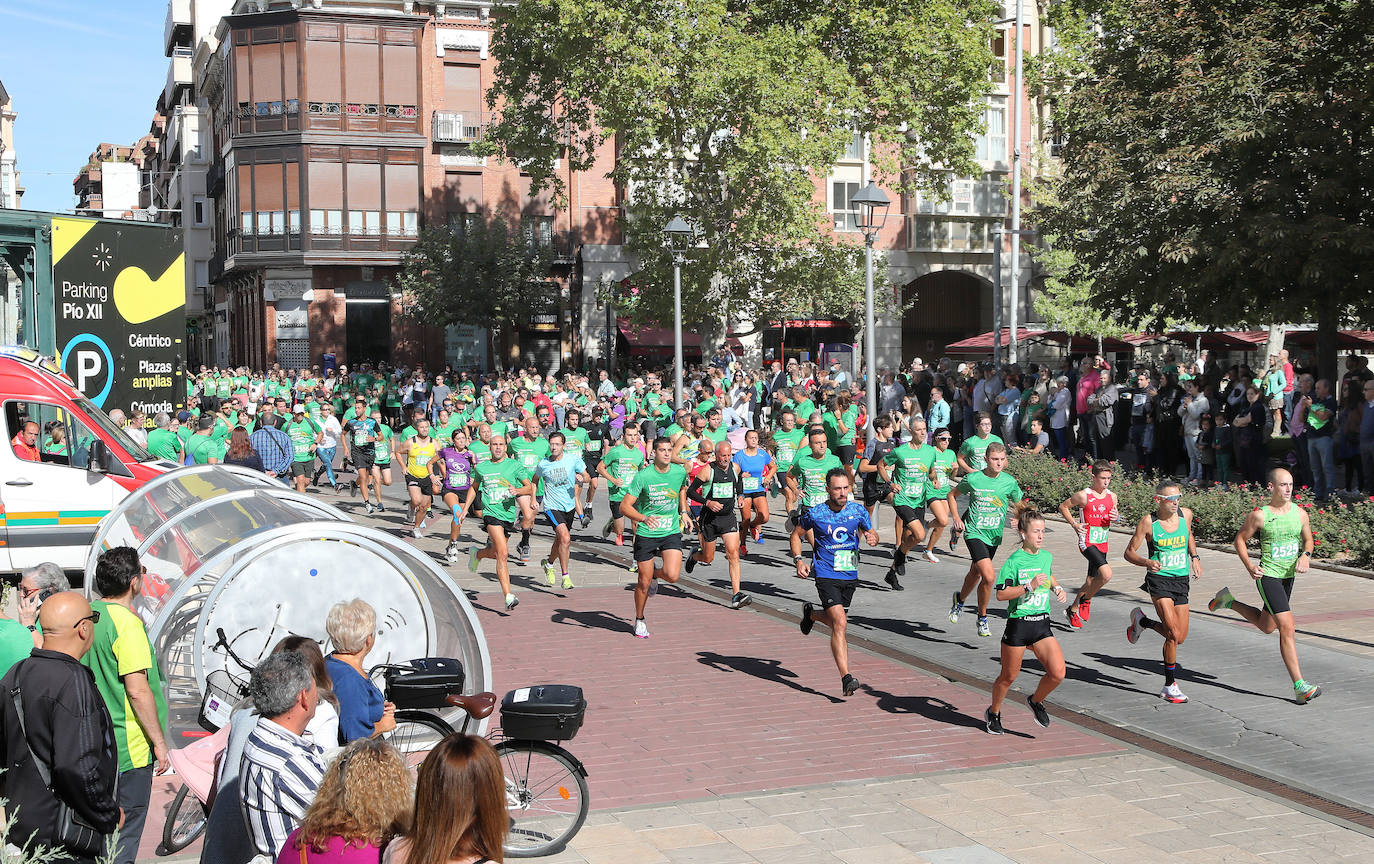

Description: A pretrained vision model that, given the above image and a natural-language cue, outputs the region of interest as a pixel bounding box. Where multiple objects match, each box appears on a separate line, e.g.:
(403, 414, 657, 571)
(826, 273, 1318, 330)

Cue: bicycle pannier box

(500, 684, 586, 741)
(385, 658, 466, 709)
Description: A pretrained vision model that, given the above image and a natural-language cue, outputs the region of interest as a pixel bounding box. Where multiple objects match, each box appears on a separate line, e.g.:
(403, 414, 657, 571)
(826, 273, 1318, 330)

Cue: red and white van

(0, 346, 176, 575)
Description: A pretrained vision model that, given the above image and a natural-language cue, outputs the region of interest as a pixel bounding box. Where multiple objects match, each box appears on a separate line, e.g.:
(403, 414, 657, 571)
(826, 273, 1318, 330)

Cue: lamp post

(663, 215, 693, 409)
(851, 182, 890, 431)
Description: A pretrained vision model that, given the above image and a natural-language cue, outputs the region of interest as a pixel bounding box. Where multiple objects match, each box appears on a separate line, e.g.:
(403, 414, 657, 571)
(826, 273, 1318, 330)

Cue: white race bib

(833, 549, 856, 572)
(743, 475, 761, 492)
(711, 482, 734, 499)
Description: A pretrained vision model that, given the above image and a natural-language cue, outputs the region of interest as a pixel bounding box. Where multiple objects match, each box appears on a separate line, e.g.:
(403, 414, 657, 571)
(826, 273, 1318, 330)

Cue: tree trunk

(1315, 293, 1339, 384)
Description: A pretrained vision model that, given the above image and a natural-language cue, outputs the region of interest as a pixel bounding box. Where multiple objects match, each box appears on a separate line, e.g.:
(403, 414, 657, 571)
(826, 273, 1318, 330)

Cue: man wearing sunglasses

(83, 547, 169, 864)
(0, 591, 120, 860)
(1123, 481, 1201, 704)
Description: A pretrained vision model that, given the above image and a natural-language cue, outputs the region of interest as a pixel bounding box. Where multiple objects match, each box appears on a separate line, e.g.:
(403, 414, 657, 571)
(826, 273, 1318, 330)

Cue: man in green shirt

(284, 405, 322, 493)
(185, 415, 224, 465)
(621, 436, 690, 640)
(466, 435, 535, 612)
(145, 412, 182, 462)
(599, 425, 646, 545)
(786, 427, 843, 563)
(947, 442, 1025, 638)
(508, 416, 551, 561)
(702, 408, 729, 445)
(1210, 467, 1321, 703)
(957, 412, 1004, 474)
(84, 546, 169, 864)
(880, 417, 935, 591)
(770, 409, 807, 509)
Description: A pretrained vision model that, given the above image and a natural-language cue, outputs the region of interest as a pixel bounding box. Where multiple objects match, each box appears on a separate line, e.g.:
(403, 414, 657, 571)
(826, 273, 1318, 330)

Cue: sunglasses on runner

(1155, 494, 1182, 502)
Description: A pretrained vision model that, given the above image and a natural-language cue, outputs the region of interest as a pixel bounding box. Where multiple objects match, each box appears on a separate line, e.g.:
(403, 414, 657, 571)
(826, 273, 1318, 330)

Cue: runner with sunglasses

(1123, 480, 1200, 703)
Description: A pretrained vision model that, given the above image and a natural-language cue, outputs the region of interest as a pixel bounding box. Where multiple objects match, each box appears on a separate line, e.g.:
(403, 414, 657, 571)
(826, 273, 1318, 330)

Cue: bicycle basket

(200, 669, 247, 732)
(384, 658, 466, 709)
(499, 684, 586, 741)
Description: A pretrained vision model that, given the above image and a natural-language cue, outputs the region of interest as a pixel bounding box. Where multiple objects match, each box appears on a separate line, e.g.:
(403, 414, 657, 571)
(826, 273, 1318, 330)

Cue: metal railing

(431, 111, 491, 143)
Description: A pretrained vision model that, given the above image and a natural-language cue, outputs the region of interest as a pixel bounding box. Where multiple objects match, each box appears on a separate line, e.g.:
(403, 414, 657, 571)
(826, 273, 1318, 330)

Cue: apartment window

(348, 210, 381, 236)
(916, 176, 1007, 217)
(991, 34, 1007, 83)
(975, 97, 1007, 163)
(193, 196, 207, 227)
(309, 209, 344, 234)
(385, 211, 419, 237)
(289, 210, 301, 234)
(911, 217, 995, 252)
(521, 215, 553, 250)
(240, 212, 254, 235)
(841, 132, 865, 161)
(195, 260, 210, 288)
(448, 212, 482, 238)
(829, 161, 864, 232)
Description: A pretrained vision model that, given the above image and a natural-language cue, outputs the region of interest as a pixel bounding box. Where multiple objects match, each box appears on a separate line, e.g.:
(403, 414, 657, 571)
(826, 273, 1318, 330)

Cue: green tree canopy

(393, 214, 554, 363)
(1035, 0, 1374, 379)
(482, 0, 997, 331)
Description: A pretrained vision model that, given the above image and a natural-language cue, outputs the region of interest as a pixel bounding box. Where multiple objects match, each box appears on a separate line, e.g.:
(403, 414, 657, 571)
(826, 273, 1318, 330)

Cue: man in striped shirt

(239, 651, 326, 858)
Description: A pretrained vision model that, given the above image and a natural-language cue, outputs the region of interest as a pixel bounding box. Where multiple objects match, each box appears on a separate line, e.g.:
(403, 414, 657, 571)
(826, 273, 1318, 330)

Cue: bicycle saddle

(446, 691, 497, 719)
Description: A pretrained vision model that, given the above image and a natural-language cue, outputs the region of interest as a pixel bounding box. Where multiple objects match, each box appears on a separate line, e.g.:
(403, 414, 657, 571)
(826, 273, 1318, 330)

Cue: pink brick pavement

(138, 584, 1120, 859)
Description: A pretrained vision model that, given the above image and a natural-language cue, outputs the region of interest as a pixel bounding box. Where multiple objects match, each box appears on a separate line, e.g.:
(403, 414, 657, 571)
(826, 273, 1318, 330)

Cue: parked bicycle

(158, 634, 590, 859)
(375, 661, 590, 859)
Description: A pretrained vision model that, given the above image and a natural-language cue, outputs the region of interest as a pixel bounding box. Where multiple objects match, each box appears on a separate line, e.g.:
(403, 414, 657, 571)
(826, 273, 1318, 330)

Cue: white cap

(292, 404, 305, 414)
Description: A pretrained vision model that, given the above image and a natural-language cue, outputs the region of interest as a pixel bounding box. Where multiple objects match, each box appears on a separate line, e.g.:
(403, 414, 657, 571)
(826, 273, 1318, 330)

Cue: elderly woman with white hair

(323, 598, 397, 743)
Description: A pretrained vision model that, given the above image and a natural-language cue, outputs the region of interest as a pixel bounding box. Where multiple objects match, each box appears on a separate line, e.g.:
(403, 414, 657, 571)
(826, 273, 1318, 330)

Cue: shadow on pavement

(849, 615, 985, 652)
(551, 608, 629, 634)
(865, 688, 1034, 738)
(1062, 658, 1154, 696)
(696, 651, 845, 704)
(1082, 651, 1291, 702)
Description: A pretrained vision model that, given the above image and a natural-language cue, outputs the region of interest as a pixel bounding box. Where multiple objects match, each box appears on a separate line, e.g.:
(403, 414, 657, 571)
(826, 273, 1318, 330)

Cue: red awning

(1282, 329, 1374, 350)
(1035, 331, 1146, 353)
(616, 318, 743, 354)
(1165, 330, 1269, 350)
(945, 328, 1039, 353)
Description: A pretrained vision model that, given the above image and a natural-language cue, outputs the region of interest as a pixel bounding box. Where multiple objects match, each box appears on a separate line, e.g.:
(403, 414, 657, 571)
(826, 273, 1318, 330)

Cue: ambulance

(0, 346, 176, 575)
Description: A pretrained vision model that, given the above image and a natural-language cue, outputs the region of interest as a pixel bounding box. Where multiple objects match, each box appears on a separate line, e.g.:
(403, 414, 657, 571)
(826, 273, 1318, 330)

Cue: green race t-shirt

(1260, 504, 1303, 579)
(185, 434, 224, 465)
(603, 443, 646, 500)
(822, 407, 859, 448)
(997, 547, 1055, 619)
(626, 463, 688, 538)
(146, 428, 182, 462)
(474, 458, 529, 523)
(772, 428, 806, 470)
(789, 450, 843, 508)
(285, 419, 319, 462)
(958, 433, 1004, 471)
(883, 443, 935, 509)
(957, 470, 1023, 545)
(562, 427, 590, 460)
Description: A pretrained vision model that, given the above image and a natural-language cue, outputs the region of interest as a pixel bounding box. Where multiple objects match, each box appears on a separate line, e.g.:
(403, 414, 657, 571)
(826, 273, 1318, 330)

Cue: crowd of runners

(157, 354, 1329, 731)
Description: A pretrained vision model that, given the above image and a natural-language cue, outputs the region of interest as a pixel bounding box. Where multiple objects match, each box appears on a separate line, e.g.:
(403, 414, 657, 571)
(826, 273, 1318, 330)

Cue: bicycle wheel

(389, 711, 455, 769)
(157, 783, 207, 855)
(496, 740, 589, 858)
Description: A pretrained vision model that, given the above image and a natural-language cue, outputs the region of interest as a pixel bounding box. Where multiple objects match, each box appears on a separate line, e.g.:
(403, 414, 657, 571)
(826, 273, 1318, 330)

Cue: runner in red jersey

(1058, 460, 1120, 629)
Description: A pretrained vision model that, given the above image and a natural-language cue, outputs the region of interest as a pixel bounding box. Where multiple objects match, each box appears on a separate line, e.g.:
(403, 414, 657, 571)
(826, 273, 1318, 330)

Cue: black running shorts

(1081, 545, 1109, 578)
(1257, 575, 1296, 615)
(1141, 572, 1190, 605)
(1002, 614, 1053, 647)
(633, 533, 684, 563)
(815, 576, 858, 611)
(965, 537, 1000, 563)
(894, 504, 925, 526)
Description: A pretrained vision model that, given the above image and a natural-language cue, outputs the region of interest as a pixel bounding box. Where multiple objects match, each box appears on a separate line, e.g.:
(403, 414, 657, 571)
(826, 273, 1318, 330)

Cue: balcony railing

(432, 111, 491, 144)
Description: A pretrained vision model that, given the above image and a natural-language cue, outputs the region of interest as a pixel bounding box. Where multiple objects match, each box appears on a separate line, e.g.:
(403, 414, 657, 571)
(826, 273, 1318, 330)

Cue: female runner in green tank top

(1210, 467, 1321, 703)
(1123, 480, 1202, 704)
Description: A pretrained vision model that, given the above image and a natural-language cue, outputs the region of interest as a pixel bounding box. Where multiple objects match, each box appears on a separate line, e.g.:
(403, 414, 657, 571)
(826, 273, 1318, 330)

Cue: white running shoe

(1127, 607, 1145, 644)
(924, 549, 939, 564)
(633, 618, 650, 639)
(1161, 683, 1188, 703)
(504, 593, 519, 611)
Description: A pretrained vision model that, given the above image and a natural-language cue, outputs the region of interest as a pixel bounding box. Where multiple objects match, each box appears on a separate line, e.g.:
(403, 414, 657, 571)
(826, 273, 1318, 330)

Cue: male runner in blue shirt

(796, 467, 879, 697)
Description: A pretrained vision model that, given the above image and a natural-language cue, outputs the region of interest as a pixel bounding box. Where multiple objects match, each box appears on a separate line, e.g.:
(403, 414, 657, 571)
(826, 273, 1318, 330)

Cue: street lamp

(851, 181, 890, 431)
(663, 215, 693, 409)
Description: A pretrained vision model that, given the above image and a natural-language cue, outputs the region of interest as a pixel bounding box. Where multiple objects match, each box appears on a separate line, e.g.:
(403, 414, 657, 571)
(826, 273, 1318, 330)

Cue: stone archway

(901, 270, 991, 361)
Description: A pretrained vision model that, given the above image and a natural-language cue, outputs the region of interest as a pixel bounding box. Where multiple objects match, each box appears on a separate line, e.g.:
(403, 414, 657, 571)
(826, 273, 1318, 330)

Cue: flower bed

(1008, 454, 1374, 569)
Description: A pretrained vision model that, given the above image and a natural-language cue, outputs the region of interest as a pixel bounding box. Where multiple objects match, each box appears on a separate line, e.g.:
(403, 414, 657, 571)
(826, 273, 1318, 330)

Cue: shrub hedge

(1008, 453, 1374, 569)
